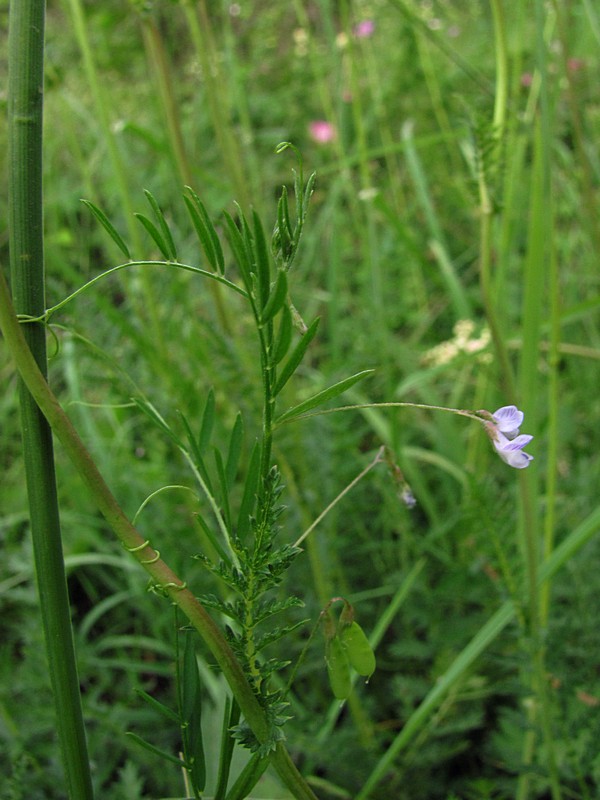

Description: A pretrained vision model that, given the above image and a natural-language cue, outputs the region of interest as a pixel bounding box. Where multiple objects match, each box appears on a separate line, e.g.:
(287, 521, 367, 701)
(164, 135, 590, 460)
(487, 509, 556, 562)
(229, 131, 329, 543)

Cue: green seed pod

(326, 635, 352, 700)
(339, 621, 376, 677)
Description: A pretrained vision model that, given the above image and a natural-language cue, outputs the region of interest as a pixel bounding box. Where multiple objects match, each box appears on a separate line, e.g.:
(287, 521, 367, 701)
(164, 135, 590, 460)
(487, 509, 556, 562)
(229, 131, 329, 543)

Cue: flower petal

(507, 434, 533, 448)
(493, 405, 524, 435)
(499, 448, 534, 469)
(492, 431, 534, 469)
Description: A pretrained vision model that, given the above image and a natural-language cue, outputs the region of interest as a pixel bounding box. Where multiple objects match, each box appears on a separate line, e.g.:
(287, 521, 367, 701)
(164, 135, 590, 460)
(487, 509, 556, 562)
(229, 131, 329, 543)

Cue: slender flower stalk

(276, 399, 535, 469)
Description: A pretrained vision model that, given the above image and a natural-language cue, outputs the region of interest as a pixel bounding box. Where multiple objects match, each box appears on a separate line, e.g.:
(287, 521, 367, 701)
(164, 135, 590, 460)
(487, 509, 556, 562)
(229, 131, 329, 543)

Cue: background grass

(2, 1, 600, 798)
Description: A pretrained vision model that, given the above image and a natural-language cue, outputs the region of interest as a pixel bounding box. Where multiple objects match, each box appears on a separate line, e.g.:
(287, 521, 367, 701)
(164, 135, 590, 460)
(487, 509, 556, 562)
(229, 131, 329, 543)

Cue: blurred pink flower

(353, 19, 375, 38)
(567, 57, 585, 73)
(521, 72, 533, 87)
(309, 120, 336, 144)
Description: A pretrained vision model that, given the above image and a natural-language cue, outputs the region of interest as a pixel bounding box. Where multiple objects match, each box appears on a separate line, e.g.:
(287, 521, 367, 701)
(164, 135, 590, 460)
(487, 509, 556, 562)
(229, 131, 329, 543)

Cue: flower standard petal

(492, 405, 524, 437)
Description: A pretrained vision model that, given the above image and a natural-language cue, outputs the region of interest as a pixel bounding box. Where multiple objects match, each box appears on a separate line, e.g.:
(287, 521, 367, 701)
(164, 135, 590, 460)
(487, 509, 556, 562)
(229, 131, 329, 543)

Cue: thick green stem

(7, 2, 94, 797)
(0, 268, 317, 800)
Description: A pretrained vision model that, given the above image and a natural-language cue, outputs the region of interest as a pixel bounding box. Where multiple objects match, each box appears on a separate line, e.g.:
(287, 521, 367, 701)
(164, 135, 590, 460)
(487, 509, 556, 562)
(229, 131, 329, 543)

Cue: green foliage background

(2, 1, 600, 798)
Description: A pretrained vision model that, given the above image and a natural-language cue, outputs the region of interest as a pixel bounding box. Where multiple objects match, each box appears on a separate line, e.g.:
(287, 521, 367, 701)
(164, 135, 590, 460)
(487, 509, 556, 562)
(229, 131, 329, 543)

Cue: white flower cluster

(423, 320, 491, 367)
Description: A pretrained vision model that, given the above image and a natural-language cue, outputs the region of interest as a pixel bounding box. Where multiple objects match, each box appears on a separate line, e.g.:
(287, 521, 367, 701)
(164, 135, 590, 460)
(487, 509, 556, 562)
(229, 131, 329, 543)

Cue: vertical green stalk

(137, 10, 194, 186)
(132, 5, 232, 334)
(179, 0, 252, 210)
(339, 0, 387, 359)
(63, 0, 140, 249)
(63, 0, 167, 353)
(479, 0, 515, 399)
(552, 1, 600, 254)
(7, 2, 94, 797)
(516, 0, 561, 796)
(490, 0, 508, 136)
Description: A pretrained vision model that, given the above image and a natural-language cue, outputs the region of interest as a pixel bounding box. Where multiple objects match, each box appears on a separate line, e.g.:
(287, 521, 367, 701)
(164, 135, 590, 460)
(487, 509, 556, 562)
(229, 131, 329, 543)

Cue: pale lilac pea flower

(485, 405, 534, 469)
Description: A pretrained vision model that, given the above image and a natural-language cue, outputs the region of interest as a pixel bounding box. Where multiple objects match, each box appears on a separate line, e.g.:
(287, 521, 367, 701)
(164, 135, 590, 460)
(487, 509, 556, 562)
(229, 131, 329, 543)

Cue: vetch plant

(6, 2, 600, 797)
(2, 138, 382, 797)
(5, 120, 537, 792)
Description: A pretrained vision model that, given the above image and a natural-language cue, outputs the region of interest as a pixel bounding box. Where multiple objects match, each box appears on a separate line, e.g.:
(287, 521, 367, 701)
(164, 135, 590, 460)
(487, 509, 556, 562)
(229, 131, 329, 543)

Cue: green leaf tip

(275, 369, 375, 424)
(81, 199, 131, 260)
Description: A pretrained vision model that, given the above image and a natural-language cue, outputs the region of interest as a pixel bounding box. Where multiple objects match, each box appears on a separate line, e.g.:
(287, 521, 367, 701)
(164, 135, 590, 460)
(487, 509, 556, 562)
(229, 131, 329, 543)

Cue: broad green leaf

(275, 370, 375, 424)
(260, 269, 288, 325)
(144, 189, 177, 261)
(272, 317, 320, 397)
(81, 199, 131, 259)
